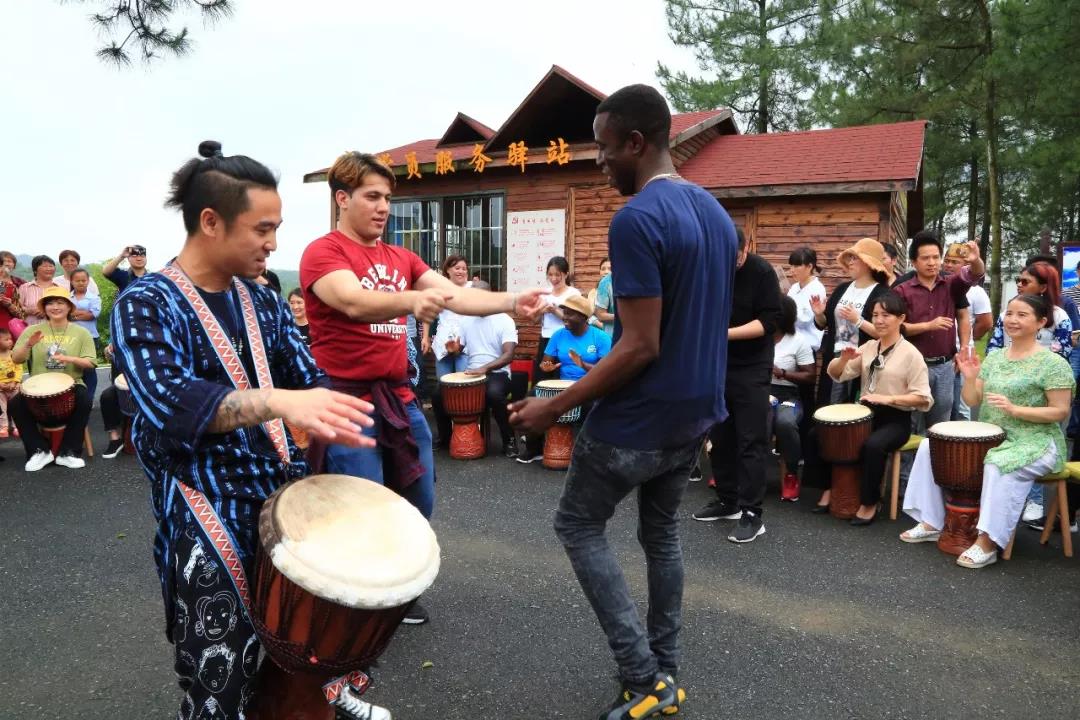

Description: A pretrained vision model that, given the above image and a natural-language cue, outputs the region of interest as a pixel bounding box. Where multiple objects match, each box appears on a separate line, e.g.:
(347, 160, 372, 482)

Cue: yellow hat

(37, 286, 76, 315)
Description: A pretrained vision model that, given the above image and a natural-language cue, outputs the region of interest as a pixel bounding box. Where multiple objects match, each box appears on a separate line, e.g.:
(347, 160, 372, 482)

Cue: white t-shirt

(541, 286, 582, 338)
(834, 282, 877, 352)
(956, 284, 991, 350)
(772, 333, 815, 387)
(462, 313, 518, 376)
(432, 281, 473, 360)
(787, 277, 826, 352)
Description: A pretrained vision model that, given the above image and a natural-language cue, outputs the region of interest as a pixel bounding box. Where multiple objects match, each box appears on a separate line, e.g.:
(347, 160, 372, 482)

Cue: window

(387, 194, 505, 290)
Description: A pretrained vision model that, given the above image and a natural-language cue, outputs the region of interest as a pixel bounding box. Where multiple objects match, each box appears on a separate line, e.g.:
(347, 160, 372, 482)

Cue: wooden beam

(709, 180, 916, 199)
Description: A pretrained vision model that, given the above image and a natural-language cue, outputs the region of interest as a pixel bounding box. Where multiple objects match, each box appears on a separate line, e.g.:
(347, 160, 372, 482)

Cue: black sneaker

(728, 510, 765, 543)
(401, 599, 428, 625)
(691, 500, 740, 522)
(599, 673, 682, 720)
(688, 465, 702, 482)
(503, 440, 518, 459)
(102, 437, 124, 459)
(1025, 516, 1079, 533)
(515, 452, 543, 464)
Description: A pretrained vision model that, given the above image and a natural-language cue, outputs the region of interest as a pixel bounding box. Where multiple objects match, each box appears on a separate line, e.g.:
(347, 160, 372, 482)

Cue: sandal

(956, 543, 997, 569)
(899, 523, 941, 544)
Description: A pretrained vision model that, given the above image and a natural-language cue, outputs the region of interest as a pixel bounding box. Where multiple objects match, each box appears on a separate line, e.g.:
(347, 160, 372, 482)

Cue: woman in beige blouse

(802, 292, 932, 525)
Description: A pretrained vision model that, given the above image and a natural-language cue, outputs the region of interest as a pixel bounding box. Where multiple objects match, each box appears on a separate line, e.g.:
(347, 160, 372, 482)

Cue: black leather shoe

(849, 514, 877, 527)
(811, 503, 830, 514)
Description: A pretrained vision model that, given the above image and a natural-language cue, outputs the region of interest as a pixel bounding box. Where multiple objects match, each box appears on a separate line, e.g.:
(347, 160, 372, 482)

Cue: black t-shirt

(196, 287, 258, 382)
(728, 253, 782, 369)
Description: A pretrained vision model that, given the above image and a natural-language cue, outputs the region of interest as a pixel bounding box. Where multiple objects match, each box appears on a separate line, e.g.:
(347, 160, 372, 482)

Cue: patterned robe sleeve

(1052, 312, 1073, 360)
(987, 314, 1005, 354)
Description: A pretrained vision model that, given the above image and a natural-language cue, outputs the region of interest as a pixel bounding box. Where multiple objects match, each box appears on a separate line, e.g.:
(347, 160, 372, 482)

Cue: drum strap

(160, 264, 290, 465)
(176, 482, 372, 702)
(176, 481, 254, 615)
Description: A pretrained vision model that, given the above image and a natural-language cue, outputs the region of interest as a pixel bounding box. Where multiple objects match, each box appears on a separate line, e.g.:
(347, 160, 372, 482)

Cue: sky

(3, 0, 698, 271)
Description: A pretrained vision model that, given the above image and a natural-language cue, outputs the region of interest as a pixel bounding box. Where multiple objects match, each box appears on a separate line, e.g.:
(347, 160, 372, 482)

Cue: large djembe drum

(928, 420, 1005, 556)
(440, 372, 487, 460)
(814, 403, 874, 519)
(534, 379, 580, 470)
(250, 474, 440, 719)
(21, 372, 75, 429)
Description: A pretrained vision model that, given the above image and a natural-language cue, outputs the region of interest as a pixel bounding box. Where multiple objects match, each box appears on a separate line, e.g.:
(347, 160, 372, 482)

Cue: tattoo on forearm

(207, 389, 274, 433)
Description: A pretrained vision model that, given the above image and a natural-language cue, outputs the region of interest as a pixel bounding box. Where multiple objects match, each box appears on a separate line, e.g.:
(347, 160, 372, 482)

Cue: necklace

(643, 172, 682, 188)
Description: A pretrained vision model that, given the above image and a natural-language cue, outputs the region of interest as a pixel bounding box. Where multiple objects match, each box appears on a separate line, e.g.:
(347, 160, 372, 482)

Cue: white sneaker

(332, 684, 392, 720)
(25, 450, 54, 472)
(54, 454, 86, 469)
(1022, 501, 1044, 523)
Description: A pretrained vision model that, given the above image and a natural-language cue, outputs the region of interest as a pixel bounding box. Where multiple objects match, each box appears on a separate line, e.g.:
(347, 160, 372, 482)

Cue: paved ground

(2, 406, 1080, 719)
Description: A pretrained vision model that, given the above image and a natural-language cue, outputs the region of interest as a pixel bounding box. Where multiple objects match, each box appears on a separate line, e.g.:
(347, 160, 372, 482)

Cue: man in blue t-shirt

(543, 295, 612, 381)
(510, 84, 736, 720)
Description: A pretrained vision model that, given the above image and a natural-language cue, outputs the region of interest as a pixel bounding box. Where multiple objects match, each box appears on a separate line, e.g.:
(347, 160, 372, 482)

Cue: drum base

(938, 492, 980, 556)
(42, 425, 66, 457)
(449, 416, 485, 460)
(248, 659, 333, 720)
(542, 424, 574, 470)
(829, 465, 861, 520)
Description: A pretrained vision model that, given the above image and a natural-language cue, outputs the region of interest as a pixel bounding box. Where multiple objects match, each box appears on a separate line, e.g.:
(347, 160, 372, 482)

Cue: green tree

(65, 0, 232, 65)
(657, 0, 822, 133)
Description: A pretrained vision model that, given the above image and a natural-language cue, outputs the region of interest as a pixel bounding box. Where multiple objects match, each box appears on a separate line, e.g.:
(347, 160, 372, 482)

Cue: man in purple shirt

(893, 231, 985, 435)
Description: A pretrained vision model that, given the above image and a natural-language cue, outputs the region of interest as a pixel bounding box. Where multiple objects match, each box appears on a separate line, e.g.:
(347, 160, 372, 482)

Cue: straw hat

(37, 286, 76, 315)
(837, 238, 887, 274)
(559, 294, 595, 318)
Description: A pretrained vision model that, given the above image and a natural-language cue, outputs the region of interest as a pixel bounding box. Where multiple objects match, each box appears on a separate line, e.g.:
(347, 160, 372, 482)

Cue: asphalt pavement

(2, 408, 1079, 720)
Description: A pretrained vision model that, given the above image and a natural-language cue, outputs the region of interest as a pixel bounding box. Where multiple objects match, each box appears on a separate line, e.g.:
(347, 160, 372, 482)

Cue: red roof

(679, 120, 927, 188)
(372, 110, 732, 168)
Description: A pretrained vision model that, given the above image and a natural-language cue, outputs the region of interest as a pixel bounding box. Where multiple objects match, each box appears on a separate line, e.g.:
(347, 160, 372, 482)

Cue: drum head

(928, 420, 1005, 440)
(440, 371, 484, 385)
(813, 403, 872, 423)
(114, 374, 129, 391)
(22, 372, 75, 397)
(537, 379, 575, 391)
(263, 474, 440, 610)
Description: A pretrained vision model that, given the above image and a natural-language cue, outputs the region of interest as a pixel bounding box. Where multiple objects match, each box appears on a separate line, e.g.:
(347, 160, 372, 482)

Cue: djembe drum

(250, 474, 441, 719)
(814, 403, 874, 519)
(21, 372, 75, 429)
(534, 379, 580, 470)
(928, 420, 1005, 556)
(440, 372, 487, 459)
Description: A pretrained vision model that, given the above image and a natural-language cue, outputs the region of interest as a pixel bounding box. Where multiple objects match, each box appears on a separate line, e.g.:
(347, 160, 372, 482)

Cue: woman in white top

(534, 256, 581, 382)
(771, 296, 816, 502)
(429, 254, 473, 380)
(786, 247, 826, 352)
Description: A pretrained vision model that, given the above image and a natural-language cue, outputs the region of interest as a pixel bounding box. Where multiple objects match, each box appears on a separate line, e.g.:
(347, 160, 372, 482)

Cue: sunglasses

(129, 249, 147, 257)
(1016, 277, 1038, 287)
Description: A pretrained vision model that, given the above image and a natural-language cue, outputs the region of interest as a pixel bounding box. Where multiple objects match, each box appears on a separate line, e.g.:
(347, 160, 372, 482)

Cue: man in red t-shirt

(300, 152, 542, 621)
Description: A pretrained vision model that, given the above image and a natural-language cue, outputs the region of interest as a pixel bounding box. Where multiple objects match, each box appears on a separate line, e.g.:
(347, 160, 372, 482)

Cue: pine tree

(68, 0, 233, 65)
(657, 0, 822, 133)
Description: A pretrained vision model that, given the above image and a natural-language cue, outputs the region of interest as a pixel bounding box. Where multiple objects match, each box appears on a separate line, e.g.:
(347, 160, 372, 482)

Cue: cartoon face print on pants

(198, 643, 236, 694)
(195, 591, 238, 641)
(174, 595, 190, 644)
(179, 693, 195, 720)
(176, 649, 197, 686)
(241, 634, 259, 678)
(195, 697, 227, 720)
(183, 541, 220, 589)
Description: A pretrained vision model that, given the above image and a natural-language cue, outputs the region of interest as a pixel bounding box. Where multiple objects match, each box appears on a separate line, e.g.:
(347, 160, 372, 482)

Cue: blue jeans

(435, 354, 467, 382)
(324, 400, 436, 519)
(553, 429, 703, 687)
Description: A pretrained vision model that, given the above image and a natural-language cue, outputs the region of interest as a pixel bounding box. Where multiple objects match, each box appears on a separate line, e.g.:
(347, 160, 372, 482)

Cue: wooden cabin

(304, 65, 926, 359)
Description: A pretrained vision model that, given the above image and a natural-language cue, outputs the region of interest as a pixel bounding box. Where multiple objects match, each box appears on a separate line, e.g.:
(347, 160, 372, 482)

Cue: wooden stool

(1004, 469, 1072, 560)
(884, 434, 923, 520)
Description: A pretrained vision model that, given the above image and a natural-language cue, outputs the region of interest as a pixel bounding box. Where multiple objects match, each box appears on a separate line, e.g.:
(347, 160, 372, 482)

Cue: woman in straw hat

(8, 285, 98, 471)
(810, 237, 891, 405)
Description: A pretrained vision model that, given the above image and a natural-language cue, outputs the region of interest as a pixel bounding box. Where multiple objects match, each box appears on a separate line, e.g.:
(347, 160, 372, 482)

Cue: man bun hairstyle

(328, 151, 397, 198)
(166, 140, 279, 235)
(595, 84, 671, 150)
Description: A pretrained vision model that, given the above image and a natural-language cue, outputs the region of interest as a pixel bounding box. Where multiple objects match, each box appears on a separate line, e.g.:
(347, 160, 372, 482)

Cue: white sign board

(506, 209, 566, 293)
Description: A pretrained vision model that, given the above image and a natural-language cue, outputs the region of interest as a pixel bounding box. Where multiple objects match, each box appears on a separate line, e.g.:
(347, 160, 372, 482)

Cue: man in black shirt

(693, 229, 781, 542)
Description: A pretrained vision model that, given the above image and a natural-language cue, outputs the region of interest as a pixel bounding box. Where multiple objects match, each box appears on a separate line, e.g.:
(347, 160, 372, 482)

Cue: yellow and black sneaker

(599, 673, 685, 720)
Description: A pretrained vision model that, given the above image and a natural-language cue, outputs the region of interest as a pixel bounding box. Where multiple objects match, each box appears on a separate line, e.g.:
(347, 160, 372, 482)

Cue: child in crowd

(0, 327, 23, 438)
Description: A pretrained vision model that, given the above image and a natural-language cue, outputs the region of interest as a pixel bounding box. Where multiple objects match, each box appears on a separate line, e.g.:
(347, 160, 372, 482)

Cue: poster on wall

(506, 209, 566, 293)
(1061, 245, 1080, 289)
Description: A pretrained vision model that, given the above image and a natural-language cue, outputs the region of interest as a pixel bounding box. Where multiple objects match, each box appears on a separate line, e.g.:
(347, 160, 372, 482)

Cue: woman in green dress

(899, 294, 1075, 568)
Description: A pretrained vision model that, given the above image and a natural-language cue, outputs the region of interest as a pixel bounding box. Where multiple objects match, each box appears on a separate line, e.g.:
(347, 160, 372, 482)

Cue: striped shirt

(18, 280, 58, 325)
(111, 271, 325, 617)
